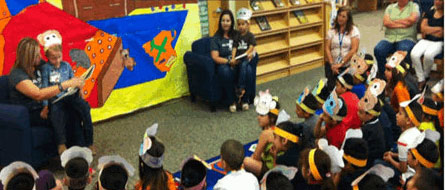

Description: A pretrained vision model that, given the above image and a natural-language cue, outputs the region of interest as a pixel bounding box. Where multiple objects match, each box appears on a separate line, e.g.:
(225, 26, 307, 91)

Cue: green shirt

(384, 2, 420, 42)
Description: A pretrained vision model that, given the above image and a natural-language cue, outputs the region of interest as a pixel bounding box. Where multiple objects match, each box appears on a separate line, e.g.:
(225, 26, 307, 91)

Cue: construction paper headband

(431, 79, 444, 101)
(411, 148, 435, 168)
(358, 91, 380, 116)
(341, 129, 363, 151)
(309, 149, 323, 181)
(400, 94, 422, 127)
(422, 104, 438, 116)
(273, 126, 299, 143)
(349, 54, 370, 82)
(386, 51, 408, 74)
(318, 139, 344, 174)
(323, 89, 345, 121)
(98, 155, 135, 190)
(343, 154, 367, 167)
(351, 164, 394, 189)
(296, 86, 316, 114)
(254, 90, 278, 115)
(139, 123, 164, 168)
(60, 146, 93, 168)
(337, 69, 353, 90)
(312, 78, 329, 104)
(237, 7, 252, 21)
(0, 161, 39, 190)
(260, 165, 298, 190)
(180, 155, 210, 190)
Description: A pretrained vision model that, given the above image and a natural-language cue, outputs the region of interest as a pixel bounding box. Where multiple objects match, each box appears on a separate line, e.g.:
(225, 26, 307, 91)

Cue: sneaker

(242, 103, 249, 111)
(229, 104, 237, 113)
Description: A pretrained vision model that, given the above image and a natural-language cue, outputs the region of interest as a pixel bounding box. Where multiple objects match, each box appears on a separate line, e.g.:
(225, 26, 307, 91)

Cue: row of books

(251, 0, 316, 11)
(256, 10, 308, 31)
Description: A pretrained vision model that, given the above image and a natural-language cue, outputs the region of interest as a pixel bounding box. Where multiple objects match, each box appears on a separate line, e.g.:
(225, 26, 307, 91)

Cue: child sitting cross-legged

(60, 146, 93, 190)
(295, 86, 319, 148)
(96, 155, 135, 190)
(0, 161, 39, 190)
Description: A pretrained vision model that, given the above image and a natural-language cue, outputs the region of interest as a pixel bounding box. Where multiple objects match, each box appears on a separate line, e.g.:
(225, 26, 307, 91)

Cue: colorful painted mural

(0, 0, 201, 122)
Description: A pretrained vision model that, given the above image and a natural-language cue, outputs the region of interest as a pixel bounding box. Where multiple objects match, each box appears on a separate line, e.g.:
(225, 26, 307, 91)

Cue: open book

(234, 49, 257, 60)
(52, 65, 95, 104)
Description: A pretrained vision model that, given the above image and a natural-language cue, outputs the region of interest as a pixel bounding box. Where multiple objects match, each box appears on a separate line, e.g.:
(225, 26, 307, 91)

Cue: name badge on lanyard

(50, 70, 61, 84)
(337, 31, 346, 63)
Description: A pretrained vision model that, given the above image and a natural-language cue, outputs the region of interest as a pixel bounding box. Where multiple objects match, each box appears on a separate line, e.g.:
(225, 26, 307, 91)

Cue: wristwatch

(57, 82, 64, 92)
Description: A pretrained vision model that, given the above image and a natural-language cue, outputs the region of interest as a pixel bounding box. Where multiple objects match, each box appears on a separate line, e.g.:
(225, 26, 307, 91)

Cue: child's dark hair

(221, 139, 244, 170)
(100, 165, 128, 190)
(276, 121, 304, 148)
(6, 173, 35, 190)
(422, 98, 441, 131)
(411, 138, 439, 168)
(268, 101, 281, 126)
(343, 138, 368, 169)
(266, 171, 293, 190)
(65, 157, 89, 190)
(403, 101, 423, 127)
(337, 73, 354, 90)
(181, 159, 206, 189)
(387, 62, 408, 89)
(337, 97, 348, 118)
(413, 167, 442, 190)
(139, 136, 169, 190)
(215, 10, 236, 38)
(299, 149, 336, 190)
(357, 173, 387, 190)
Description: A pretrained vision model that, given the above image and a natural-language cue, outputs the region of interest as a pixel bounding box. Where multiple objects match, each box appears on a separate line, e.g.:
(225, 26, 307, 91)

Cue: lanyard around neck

(338, 30, 346, 58)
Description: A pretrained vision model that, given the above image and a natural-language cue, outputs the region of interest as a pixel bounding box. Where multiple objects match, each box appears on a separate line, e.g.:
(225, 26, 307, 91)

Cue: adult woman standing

(8, 37, 84, 152)
(210, 10, 238, 112)
(325, 7, 360, 88)
(411, 0, 443, 90)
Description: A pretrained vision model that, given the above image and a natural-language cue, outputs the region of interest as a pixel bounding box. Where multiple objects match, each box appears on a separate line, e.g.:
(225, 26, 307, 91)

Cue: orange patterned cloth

(391, 81, 411, 112)
(134, 171, 177, 190)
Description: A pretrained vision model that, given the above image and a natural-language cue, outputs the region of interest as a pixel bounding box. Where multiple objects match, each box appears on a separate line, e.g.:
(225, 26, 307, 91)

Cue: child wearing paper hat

(96, 155, 135, 190)
(336, 71, 362, 130)
(314, 90, 348, 148)
(135, 123, 176, 190)
(180, 156, 209, 190)
(383, 95, 423, 173)
(350, 164, 395, 190)
(295, 148, 336, 190)
(0, 161, 39, 190)
(312, 78, 333, 111)
(230, 7, 256, 111)
(273, 121, 305, 170)
(60, 146, 93, 190)
(245, 90, 280, 178)
(295, 86, 319, 148)
(406, 167, 442, 190)
(384, 51, 413, 112)
(431, 79, 444, 129)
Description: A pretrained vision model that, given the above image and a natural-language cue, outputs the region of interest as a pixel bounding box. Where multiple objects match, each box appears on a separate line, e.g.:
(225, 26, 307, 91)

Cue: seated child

(384, 51, 412, 112)
(36, 170, 63, 190)
(314, 90, 348, 148)
(295, 87, 319, 148)
(273, 121, 304, 168)
(358, 87, 386, 167)
(336, 71, 361, 129)
(312, 78, 333, 115)
(136, 124, 176, 190)
(231, 8, 256, 110)
(0, 161, 39, 190)
(41, 43, 94, 155)
(407, 130, 440, 174)
(60, 146, 93, 190)
(244, 90, 279, 177)
(293, 148, 336, 190)
(350, 164, 395, 190)
(350, 53, 374, 99)
(180, 156, 208, 190)
(337, 137, 368, 190)
(383, 96, 423, 174)
(406, 167, 442, 190)
(431, 79, 444, 128)
(97, 155, 135, 190)
(213, 139, 259, 190)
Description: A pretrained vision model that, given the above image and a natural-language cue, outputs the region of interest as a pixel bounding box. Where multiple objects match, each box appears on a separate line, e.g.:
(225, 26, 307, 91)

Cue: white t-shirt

(397, 127, 421, 162)
(327, 25, 360, 63)
(213, 169, 260, 190)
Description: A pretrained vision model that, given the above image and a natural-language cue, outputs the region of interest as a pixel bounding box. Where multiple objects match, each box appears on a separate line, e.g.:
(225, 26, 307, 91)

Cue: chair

(183, 37, 258, 111)
(0, 75, 84, 168)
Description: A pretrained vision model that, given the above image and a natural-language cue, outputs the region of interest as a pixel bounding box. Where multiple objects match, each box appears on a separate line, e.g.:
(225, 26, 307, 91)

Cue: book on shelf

(290, 0, 301, 5)
(256, 16, 272, 31)
(293, 10, 308, 24)
(250, 0, 263, 11)
(272, 0, 285, 8)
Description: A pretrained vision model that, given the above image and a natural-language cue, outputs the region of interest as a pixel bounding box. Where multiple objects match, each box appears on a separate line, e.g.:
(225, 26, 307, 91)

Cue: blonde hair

(45, 44, 62, 57)
(13, 37, 40, 78)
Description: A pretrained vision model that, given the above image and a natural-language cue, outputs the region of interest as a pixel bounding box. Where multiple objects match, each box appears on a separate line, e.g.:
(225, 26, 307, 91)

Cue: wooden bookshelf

(236, 0, 326, 84)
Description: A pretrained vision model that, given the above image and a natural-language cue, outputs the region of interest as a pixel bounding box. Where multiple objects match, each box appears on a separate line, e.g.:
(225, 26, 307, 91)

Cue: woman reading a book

(7, 38, 84, 141)
(210, 10, 239, 112)
(324, 7, 360, 88)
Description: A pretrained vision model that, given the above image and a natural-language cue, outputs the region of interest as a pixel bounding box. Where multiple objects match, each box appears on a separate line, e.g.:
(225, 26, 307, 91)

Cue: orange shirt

(439, 107, 444, 128)
(135, 172, 177, 190)
(391, 82, 411, 112)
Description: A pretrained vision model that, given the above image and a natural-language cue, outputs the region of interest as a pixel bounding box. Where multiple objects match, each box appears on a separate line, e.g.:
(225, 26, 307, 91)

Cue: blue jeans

(374, 39, 416, 78)
(235, 59, 249, 90)
(216, 64, 235, 105)
(49, 92, 93, 146)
